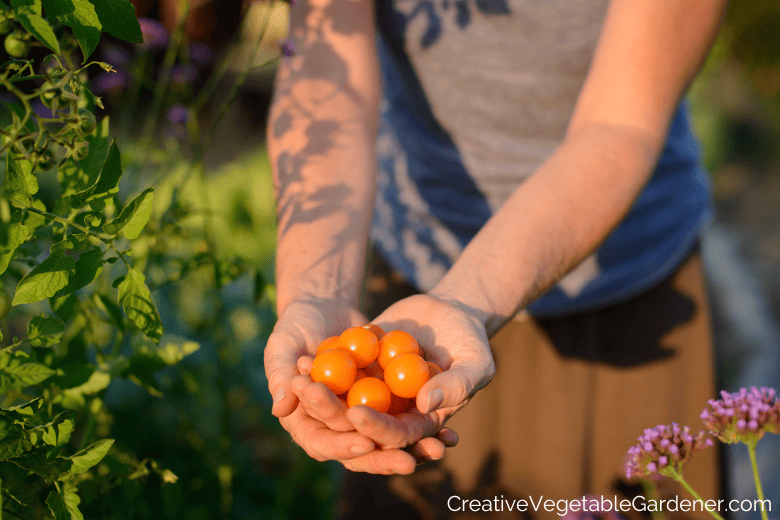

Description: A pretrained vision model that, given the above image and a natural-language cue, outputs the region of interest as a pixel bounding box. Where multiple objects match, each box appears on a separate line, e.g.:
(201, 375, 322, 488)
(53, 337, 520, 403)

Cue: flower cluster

(625, 424, 713, 479)
(700, 387, 780, 444)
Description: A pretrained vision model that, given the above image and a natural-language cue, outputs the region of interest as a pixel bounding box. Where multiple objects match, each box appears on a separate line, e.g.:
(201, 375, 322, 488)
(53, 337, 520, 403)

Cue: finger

(416, 358, 494, 414)
(436, 427, 459, 447)
(301, 380, 355, 432)
(265, 331, 305, 417)
(281, 407, 375, 461)
(407, 437, 446, 462)
(297, 355, 313, 376)
(342, 448, 417, 475)
(347, 406, 439, 449)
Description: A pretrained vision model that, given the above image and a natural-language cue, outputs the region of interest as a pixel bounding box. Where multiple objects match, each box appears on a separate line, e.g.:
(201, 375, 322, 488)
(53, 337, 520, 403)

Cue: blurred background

(67, 0, 780, 518)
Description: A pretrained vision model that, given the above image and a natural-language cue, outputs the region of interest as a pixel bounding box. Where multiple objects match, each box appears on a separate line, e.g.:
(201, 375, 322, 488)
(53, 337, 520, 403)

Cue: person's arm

(429, 0, 727, 336)
(264, 0, 456, 474)
(354, 0, 727, 427)
(268, 0, 380, 318)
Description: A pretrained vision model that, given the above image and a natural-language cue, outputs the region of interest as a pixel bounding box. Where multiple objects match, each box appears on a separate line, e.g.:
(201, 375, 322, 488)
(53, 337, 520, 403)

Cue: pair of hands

(263, 293, 496, 475)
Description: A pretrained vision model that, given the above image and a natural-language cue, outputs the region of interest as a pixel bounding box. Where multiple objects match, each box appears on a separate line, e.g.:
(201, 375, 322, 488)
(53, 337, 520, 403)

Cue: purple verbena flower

(100, 44, 132, 67)
(279, 40, 295, 58)
(625, 423, 713, 480)
(167, 104, 189, 124)
(91, 70, 130, 95)
(138, 18, 169, 50)
(170, 65, 198, 86)
(700, 387, 780, 444)
(189, 41, 214, 66)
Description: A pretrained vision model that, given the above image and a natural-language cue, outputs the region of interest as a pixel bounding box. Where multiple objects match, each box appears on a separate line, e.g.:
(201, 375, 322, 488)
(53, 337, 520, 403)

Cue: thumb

(264, 330, 304, 417)
(416, 357, 495, 414)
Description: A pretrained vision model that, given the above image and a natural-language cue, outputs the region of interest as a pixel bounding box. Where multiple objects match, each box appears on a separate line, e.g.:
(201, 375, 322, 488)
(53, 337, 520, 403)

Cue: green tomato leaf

(12, 251, 75, 306)
(47, 488, 83, 520)
(39, 0, 73, 16)
(59, 0, 103, 63)
(118, 268, 162, 342)
(50, 293, 77, 321)
(27, 314, 65, 347)
(68, 438, 113, 474)
(0, 351, 56, 392)
(40, 411, 75, 446)
(0, 427, 33, 461)
(56, 246, 104, 295)
(11, 0, 41, 15)
(0, 221, 29, 276)
(12, 0, 61, 54)
(89, 0, 142, 43)
(69, 139, 121, 207)
(103, 187, 153, 239)
(3, 155, 38, 202)
(1, 396, 43, 417)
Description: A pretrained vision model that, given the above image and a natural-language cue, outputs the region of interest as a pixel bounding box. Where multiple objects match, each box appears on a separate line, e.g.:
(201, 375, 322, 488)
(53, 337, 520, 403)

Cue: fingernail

(273, 388, 285, 407)
(353, 416, 367, 427)
(351, 445, 370, 456)
(426, 388, 444, 413)
(309, 398, 322, 408)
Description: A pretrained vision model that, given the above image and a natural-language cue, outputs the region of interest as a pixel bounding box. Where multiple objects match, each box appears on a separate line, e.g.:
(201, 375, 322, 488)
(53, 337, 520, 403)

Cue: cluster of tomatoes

(309, 324, 442, 414)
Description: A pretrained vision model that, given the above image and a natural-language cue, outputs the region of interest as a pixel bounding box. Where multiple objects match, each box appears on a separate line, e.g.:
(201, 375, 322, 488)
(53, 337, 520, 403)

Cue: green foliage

(0, 1, 198, 518)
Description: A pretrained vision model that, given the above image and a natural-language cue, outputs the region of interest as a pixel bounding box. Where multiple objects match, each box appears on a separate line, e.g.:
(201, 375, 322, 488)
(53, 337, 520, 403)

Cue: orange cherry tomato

(386, 393, 413, 415)
(310, 349, 357, 395)
(363, 362, 384, 380)
(347, 377, 392, 413)
(338, 327, 380, 368)
(384, 353, 429, 399)
(316, 336, 340, 354)
(427, 361, 443, 378)
(377, 330, 420, 369)
(362, 323, 385, 341)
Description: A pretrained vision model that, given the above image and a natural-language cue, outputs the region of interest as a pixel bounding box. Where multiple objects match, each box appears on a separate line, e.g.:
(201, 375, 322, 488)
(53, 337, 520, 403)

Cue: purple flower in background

(101, 44, 132, 67)
(701, 387, 780, 444)
(562, 496, 626, 520)
(139, 18, 169, 50)
(625, 423, 713, 479)
(167, 104, 189, 125)
(279, 40, 295, 58)
(32, 100, 56, 119)
(170, 65, 198, 86)
(91, 69, 130, 95)
(189, 41, 214, 66)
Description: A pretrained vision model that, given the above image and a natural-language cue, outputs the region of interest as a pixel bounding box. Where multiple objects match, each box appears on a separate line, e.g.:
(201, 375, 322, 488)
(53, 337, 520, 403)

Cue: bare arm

(268, 0, 380, 314)
(429, 0, 727, 335)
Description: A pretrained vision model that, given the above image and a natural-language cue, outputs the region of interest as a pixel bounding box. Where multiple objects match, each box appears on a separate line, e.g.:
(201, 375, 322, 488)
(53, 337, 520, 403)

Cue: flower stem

(747, 441, 770, 520)
(641, 480, 666, 520)
(669, 470, 726, 520)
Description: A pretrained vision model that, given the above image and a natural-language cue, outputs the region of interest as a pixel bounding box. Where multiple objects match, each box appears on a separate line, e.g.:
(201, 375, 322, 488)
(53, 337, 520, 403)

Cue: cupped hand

(264, 298, 457, 473)
(349, 293, 496, 441)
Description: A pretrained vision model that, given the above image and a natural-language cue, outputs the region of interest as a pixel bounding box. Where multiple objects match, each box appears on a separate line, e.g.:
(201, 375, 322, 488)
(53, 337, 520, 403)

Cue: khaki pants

(339, 248, 719, 520)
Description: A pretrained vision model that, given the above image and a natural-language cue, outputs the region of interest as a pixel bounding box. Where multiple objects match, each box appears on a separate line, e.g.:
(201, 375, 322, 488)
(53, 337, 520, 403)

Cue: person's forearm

(430, 122, 662, 335)
(268, 8, 380, 314)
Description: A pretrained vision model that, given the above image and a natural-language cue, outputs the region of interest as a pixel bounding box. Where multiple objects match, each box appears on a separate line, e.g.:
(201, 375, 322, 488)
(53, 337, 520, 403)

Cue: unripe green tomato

(35, 149, 56, 171)
(76, 108, 97, 136)
(0, 290, 11, 319)
(4, 33, 27, 58)
(0, 19, 13, 35)
(74, 138, 89, 161)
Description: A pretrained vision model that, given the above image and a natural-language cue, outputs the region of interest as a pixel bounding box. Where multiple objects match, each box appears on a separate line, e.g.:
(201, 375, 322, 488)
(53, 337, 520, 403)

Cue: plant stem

(137, 3, 191, 172)
(747, 441, 770, 520)
(670, 470, 726, 520)
(641, 479, 665, 520)
(12, 203, 113, 242)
